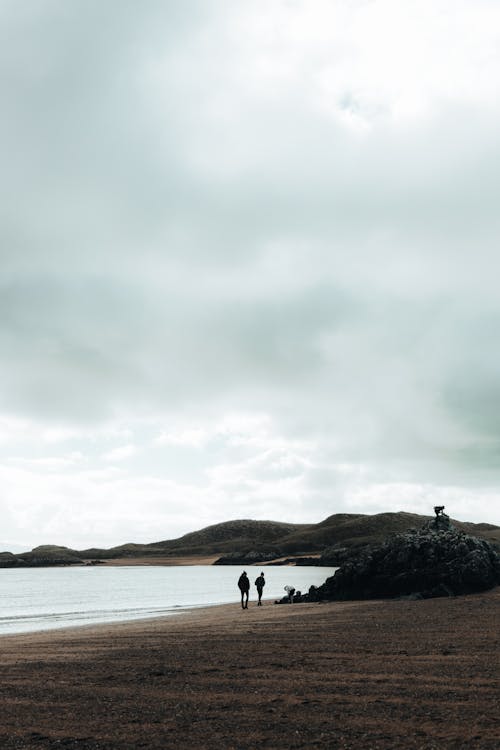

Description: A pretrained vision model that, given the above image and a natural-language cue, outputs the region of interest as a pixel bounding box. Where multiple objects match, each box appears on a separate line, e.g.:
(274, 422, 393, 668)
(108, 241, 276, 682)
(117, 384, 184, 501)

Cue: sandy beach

(102, 555, 222, 566)
(96, 554, 320, 566)
(0, 589, 498, 749)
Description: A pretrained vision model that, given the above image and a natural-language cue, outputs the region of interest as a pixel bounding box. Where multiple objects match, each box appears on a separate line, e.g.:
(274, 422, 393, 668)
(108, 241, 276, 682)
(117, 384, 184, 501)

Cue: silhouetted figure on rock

(434, 505, 450, 530)
(238, 571, 250, 609)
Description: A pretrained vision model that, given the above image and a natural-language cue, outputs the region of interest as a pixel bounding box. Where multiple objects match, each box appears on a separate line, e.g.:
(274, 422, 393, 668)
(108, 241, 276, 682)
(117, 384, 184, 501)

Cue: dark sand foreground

(1, 589, 499, 749)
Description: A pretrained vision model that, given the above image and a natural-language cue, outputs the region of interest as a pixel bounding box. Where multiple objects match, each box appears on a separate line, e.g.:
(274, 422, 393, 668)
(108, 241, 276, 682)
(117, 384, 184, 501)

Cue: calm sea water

(0, 565, 337, 635)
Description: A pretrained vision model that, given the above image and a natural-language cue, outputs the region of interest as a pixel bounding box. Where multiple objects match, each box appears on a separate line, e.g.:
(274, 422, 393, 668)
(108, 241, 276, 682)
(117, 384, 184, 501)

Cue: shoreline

(0, 598, 278, 645)
(0, 588, 499, 748)
(0, 599, 272, 640)
(0, 564, 336, 638)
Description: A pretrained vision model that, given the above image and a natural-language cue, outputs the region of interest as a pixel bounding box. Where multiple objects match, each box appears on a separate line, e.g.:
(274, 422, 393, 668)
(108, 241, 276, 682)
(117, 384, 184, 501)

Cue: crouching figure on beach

(238, 571, 250, 609)
(255, 572, 265, 606)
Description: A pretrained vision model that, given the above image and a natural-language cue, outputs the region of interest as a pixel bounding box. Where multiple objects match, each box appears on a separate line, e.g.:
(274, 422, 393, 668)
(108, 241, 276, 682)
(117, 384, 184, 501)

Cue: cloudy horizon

(2, 0, 500, 551)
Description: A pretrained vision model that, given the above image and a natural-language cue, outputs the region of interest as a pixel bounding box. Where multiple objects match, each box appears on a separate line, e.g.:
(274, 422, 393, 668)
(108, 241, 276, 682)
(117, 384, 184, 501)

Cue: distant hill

(156, 519, 307, 555)
(3, 512, 499, 567)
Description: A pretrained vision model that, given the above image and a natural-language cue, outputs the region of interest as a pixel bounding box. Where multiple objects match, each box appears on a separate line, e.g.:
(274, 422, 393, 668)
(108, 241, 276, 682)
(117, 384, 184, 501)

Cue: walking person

(238, 571, 250, 609)
(255, 572, 265, 606)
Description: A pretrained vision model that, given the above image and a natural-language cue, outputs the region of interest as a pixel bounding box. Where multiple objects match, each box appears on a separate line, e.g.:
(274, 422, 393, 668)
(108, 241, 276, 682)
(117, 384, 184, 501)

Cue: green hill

(155, 519, 308, 555)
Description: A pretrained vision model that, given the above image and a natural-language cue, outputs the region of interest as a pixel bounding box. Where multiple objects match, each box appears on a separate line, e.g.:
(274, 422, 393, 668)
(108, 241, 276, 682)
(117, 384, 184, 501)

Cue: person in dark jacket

(255, 572, 265, 606)
(238, 571, 250, 609)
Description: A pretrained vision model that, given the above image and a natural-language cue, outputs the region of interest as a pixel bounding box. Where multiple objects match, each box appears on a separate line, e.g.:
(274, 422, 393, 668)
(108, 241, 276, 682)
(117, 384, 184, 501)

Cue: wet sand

(0, 588, 498, 749)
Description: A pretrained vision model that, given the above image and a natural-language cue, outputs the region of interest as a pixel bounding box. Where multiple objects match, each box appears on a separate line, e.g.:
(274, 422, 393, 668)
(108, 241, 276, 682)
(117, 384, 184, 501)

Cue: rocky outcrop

(320, 545, 359, 566)
(214, 550, 319, 566)
(214, 549, 281, 565)
(267, 556, 319, 566)
(16, 545, 83, 567)
(314, 519, 500, 601)
(0, 552, 26, 568)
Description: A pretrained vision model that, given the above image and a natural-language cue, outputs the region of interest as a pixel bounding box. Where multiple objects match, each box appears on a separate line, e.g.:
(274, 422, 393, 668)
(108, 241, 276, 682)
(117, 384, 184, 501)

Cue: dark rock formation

(0, 552, 26, 568)
(267, 556, 319, 566)
(213, 549, 281, 565)
(315, 519, 500, 601)
(16, 545, 83, 567)
(320, 545, 356, 566)
(214, 550, 319, 566)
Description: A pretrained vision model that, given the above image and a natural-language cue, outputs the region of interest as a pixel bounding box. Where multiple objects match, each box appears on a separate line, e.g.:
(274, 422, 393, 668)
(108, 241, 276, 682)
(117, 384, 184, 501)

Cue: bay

(0, 565, 337, 635)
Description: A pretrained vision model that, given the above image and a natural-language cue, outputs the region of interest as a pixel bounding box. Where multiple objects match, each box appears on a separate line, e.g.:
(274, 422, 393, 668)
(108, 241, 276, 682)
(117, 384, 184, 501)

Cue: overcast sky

(1, 0, 500, 551)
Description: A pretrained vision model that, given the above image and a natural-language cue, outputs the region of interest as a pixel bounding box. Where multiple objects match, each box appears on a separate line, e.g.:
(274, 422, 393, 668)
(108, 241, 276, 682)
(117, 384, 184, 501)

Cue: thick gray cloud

(1, 1, 500, 547)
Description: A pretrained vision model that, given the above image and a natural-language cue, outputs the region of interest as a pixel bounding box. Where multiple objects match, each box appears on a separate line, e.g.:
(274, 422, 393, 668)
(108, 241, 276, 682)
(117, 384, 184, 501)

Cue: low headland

(2, 510, 499, 569)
